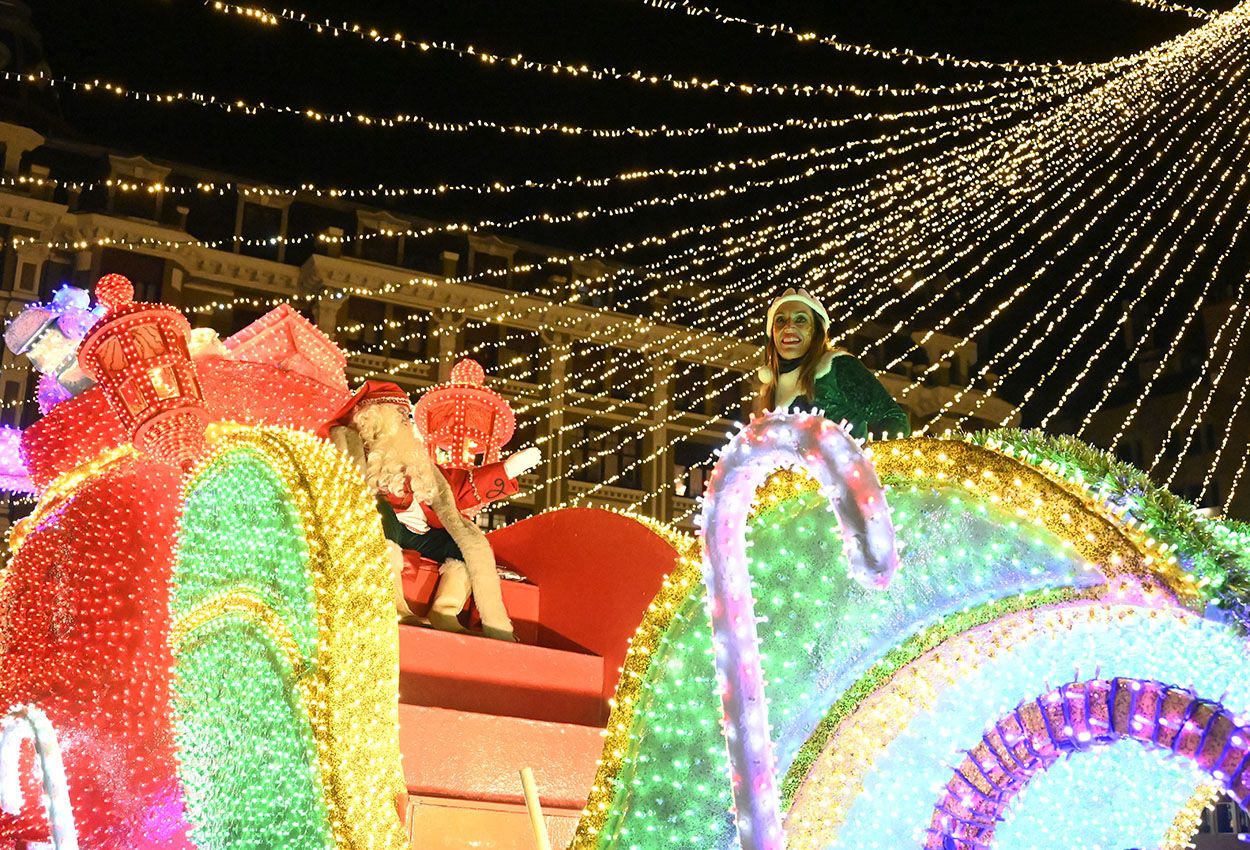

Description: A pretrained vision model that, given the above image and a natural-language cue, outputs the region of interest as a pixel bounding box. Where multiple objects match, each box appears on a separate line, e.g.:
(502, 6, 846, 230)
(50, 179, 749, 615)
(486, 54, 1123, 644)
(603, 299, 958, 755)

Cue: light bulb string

(209, 0, 1105, 95)
(931, 44, 1250, 432)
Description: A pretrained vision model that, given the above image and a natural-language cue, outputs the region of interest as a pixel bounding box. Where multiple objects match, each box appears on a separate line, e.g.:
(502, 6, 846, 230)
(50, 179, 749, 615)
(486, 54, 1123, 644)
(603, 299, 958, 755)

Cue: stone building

(1068, 286, 1248, 520)
(0, 118, 1017, 535)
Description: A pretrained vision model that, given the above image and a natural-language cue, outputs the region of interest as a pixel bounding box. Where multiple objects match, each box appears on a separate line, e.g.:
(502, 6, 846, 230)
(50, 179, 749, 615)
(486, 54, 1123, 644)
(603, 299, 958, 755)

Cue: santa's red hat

(317, 379, 411, 439)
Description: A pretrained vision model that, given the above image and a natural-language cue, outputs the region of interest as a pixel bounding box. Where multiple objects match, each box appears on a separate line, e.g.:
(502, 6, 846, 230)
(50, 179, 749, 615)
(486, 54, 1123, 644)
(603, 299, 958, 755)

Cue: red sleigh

(0, 280, 684, 849)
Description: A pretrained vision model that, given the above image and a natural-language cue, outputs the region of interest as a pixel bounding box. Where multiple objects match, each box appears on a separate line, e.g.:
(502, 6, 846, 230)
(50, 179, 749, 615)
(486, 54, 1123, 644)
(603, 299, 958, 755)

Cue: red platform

(398, 627, 604, 726)
(398, 704, 603, 808)
(393, 508, 685, 846)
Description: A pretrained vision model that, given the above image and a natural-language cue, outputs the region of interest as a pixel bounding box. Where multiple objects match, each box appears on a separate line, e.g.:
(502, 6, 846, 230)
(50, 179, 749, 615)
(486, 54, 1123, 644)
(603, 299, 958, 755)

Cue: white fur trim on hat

(766, 288, 830, 336)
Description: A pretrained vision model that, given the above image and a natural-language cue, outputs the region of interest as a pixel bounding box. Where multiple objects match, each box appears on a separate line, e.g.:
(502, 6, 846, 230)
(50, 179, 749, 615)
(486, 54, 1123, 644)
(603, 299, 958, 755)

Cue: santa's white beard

(352, 403, 438, 504)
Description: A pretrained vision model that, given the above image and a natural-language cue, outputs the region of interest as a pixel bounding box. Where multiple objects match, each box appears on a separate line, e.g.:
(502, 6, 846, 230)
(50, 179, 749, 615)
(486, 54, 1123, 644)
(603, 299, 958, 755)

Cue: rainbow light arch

(572, 421, 1250, 850)
(171, 424, 408, 850)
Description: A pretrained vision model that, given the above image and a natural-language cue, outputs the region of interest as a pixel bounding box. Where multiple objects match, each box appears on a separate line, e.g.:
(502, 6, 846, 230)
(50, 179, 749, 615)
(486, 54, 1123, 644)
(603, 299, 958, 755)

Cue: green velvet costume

(789, 353, 911, 440)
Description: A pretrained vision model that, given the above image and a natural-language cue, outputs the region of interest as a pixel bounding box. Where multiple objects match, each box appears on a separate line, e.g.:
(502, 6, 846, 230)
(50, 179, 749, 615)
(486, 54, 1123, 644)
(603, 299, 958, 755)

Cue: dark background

(25, 0, 1209, 240)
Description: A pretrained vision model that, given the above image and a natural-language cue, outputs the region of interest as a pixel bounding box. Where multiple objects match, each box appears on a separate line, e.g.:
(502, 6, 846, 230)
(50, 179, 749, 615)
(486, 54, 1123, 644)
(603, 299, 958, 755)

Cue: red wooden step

(398, 703, 603, 808)
(397, 625, 606, 726)
(400, 553, 540, 645)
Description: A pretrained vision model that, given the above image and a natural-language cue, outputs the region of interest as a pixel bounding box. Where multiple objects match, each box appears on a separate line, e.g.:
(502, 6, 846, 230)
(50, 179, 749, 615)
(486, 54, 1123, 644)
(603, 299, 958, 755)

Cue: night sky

(28, 0, 1208, 233)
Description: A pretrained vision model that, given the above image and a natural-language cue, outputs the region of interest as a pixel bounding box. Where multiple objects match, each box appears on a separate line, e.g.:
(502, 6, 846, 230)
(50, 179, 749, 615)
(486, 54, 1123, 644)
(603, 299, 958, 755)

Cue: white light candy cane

(697, 410, 899, 850)
(0, 704, 79, 850)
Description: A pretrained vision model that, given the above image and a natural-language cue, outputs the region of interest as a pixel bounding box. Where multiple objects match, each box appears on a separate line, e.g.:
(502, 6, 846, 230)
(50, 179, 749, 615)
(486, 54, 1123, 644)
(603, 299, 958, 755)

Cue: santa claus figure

(319, 377, 540, 641)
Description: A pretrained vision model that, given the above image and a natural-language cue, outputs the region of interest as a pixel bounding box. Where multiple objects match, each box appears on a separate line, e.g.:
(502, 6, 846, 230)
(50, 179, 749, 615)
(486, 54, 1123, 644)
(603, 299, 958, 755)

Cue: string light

(552, 16, 1250, 506)
(851, 21, 1249, 417)
(1107, 164, 1250, 449)
(6, 91, 1039, 201)
(207, 1, 1074, 98)
(1074, 164, 1250, 436)
(1153, 291, 1248, 485)
(937, 59, 1250, 431)
(1119, 0, 1219, 19)
(629, 0, 1124, 72)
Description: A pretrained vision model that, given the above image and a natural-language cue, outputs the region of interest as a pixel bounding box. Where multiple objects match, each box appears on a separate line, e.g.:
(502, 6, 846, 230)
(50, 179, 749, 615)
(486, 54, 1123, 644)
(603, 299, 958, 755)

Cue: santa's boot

(428, 559, 471, 633)
(462, 554, 516, 642)
(388, 541, 417, 620)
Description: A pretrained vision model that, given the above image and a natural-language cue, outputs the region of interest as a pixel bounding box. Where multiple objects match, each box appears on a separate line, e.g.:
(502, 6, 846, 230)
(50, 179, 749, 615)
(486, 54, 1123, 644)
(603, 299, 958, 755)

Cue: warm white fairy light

(209, 1, 1089, 95)
(630, 0, 1142, 72)
(547, 6, 1250, 507)
(705, 23, 1231, 354)
(1076, 165, 1250, 438)
(1045, 146, 1250, 435)
(10, 94, 1038, 203)
(854, 15, 1246, 397)
(932, 56, 1250, 431)
(1155, 292, 1250, 486)
(1107, 165, 1250, 451)
(1217, 382, 1250, 506)
(1118, 0, 1219, 19)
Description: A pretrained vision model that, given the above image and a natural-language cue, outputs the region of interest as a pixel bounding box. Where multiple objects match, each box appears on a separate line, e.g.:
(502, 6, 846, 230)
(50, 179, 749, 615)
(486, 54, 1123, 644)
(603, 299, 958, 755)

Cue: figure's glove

(503, 446, 542, 479)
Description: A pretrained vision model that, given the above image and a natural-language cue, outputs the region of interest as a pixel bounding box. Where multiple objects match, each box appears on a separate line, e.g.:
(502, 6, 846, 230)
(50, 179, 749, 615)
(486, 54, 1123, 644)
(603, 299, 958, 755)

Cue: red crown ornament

(77, 274, 209, 471)
(414, 358, 515, 469)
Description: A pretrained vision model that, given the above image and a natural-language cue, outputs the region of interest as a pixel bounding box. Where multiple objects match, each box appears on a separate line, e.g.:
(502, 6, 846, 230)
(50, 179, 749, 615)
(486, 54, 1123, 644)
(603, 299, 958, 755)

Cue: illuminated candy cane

(698, 411, 899, 850)
(0, 704, 79, 850)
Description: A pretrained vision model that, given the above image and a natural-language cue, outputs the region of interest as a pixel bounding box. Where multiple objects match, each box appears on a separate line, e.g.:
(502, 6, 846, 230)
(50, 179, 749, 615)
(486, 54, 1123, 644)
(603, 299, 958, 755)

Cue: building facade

(0, 120, 1017, 538)
(1071, 287, 1248, 520)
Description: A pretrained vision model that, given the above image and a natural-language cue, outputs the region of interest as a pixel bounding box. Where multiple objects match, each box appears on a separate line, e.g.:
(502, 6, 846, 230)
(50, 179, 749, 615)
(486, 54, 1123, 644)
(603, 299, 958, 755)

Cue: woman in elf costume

(753, 288, 911, 440)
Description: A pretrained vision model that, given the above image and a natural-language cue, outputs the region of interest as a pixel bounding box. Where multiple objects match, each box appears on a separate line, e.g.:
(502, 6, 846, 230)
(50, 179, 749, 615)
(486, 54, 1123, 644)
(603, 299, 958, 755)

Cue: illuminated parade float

(0, 275, 1247, 850)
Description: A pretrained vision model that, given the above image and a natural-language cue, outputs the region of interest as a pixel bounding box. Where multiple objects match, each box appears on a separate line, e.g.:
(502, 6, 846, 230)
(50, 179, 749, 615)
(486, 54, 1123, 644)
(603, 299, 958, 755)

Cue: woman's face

(772, 301, 815, 360)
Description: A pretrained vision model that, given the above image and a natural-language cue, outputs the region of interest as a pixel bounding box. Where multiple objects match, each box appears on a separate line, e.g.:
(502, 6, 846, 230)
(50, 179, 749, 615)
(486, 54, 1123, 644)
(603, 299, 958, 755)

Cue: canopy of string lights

(14, 0, 1246, 521)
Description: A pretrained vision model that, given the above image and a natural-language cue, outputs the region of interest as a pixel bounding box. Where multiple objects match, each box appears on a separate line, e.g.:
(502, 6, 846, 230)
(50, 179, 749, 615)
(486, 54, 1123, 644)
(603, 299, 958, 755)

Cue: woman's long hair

(753, 314, 828, 414)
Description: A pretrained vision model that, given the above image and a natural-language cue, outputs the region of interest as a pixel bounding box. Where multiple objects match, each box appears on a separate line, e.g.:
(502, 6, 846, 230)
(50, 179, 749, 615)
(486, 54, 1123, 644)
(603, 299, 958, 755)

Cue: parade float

(1, 275, 1249, 850)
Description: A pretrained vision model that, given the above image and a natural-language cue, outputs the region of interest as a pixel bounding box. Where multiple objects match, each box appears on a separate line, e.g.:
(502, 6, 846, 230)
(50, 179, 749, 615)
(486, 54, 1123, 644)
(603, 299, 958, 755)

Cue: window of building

(673, 361, 706, 414)
(605, 348, 648, 404)
(0, 379, 23, 428)
(462, 323, 502, 371)
(107, 155, 170, 222)
(497, 327, 542, 383)
(342, 297, 388, 350)
(384, 305, 435, 362)
(570, 259, 614, 308)
(182, 285, 235, 337)
(98, 248, 164, 302)
(568, 342, 648, 400)
(673, 441, 718, 498)
(568, 423, 642, 490)
(1216, 801, 1237, 833)
(512, 419, 538, 452)
(358, 227, 402, 266)
(467, 235, 516, 289)
(112, 183, 161, 221)
(355, 212, 410, 267)
(475, 502, 532, 531)
(709, 370, 748, 421)
(237, 200, 286, 262)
